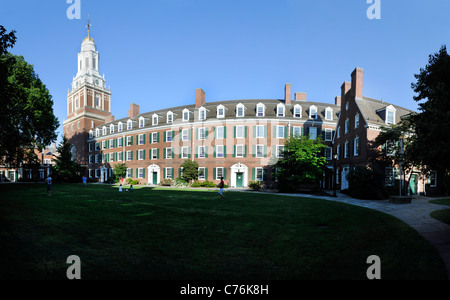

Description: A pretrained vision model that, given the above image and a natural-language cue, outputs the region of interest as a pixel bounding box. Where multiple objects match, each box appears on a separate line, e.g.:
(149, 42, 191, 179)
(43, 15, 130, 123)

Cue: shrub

(191, 180, 216, 188)
(161, 179, 173, 186)
(347, 166, 389, 200)
(248, 180, 263, 191)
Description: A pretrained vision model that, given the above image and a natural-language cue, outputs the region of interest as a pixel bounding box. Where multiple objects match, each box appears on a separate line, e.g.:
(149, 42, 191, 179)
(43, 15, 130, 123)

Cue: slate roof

(355, 97, 415, 127)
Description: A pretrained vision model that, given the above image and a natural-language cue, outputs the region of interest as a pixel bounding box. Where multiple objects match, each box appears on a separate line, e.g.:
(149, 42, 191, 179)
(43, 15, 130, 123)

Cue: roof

(356, 97, 415, 126)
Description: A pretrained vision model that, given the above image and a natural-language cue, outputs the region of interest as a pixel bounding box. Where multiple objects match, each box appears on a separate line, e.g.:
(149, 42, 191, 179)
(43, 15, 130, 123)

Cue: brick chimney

(128, 103, 140, 119)
(105, 115, 116, 123)
(195, 88, 206, 108)
(284, 84, 291, 105)
(295, 92, 307, 101)
(341, 81, 351, 105)
(335, 96, 341, 106)
(351, 67, 364, 98)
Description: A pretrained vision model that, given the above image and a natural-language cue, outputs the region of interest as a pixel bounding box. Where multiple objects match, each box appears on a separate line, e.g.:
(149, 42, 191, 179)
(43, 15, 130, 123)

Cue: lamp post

(333, 153, 338, 197)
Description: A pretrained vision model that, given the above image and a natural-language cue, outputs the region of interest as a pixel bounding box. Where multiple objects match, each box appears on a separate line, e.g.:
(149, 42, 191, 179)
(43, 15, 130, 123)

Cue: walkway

(275, 190, 450, 280)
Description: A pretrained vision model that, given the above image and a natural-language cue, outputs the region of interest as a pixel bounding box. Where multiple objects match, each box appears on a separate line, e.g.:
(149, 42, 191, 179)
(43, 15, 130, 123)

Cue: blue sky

(2, 0, 450, 143)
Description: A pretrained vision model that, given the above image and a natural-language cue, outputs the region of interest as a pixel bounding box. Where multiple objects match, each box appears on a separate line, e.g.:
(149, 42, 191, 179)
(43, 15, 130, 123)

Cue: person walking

(218, 177, 225, 200)
(82, 176, 87, 187)
(46, 176, 52, 196)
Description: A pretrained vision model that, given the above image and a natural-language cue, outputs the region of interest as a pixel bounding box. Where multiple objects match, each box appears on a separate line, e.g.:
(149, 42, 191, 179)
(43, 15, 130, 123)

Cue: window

(89, 143, 93, 152)
(309, 127, 318, 140)
(165, 131, 173, 142)
(95, 142, 100, 151)
(118, 122, 123, 132)
(198, 168, 205, 180)
(216, 145, 224, 158)
(325, 107, 333, 120)
(165, 168, 173, 179)
(346, 102, 349, 111)
(95, 129, 100, 137)
(354, 137, 360, 156)
(109, 153, 114, 162)
(428, 171, 437, 187)
(95, 154, 99, 163)
(277, 104, 285, 117)
(139, 117, 145, 128)
(309, 106, 317, 119)
(151, 149, 158, 160)
(152, 114, 159, 126)
(256, 125, 265, 138)
(126, 168, 132, 178)
(138, 168, 145, 179)
(138, 149, 145, 160)
(110, 124, 115, 134)
(293, 126, 301, 137)
(355, 114, 360, 128)
(127, 136, 133, 146)
(109, 139, 114, 149)
(276, 126, 285, 139)
(337, 127, 341, 138)
(344, 141, 349, 158)
(344, 119, 349, 134)
(255, 168, 264, 181)
(95, 95, 101, 108)
(181, 147, 189, 159)
(217, 105, 226, 118)
(294, 105, 302, 118)
(127, 120, 133, 130)
(236, 145, 244, 158)
(182, 109, 190, 121)
(256, 103, 265, 117)
(324, 129, 333, 141)
(182, 129, 189, 141)
(75, 96, 79, 109)
(89, 131, 93, 139)
(216, 167, 224, 180)
(325, 147, 332, 160)
(198, 128, 206, 140)
(138, 134, 145, 145)
(117, 152, 123, 161)
(336, 145, 340, 160)
(117, 138, 123, 147)
(216, 126, 225, 139)
(167, 112, 174, 124)
(387, 110, 395, 125)
(385, 167, 395, 186)
(256, 145, 264, 158)
(236, 126, 245, 138)
(199, 108, 207, 121)
(102, 141, 107, 149)
(126, 151, 133, 161)
(102, 127, 107, 135)
(151, 132, 159, 144)
(276, 145, 284, 158)
(198, 146, 206, 158)
(236, 104, 245, 117)
(165, 148, 173, 159)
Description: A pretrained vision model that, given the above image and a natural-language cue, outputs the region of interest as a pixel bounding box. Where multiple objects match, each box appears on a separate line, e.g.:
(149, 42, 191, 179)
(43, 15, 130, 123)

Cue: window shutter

(224, 126, 227, 139)
(223, 168, 227, 180)
(284, 126, 288, 138)
(233, 126, 236, 138)
(213, 168, 216, 180)
(205, 168, 208, 180)
(252, 145, 256, 158)
(264, 145, 267, 157)
(253, 126, 256, 138)
(233, 145, 236, 157)
(245, 126, 248, 138)
(224, 146, 227, 158)
(252, 168, 255, 180)
(264, 125, 268, 138)
(156, 149, 159, 159)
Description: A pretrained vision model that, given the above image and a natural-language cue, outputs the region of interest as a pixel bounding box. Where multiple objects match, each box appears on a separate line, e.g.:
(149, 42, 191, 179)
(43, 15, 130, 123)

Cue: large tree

(410, 45, 450, 194)
(273, 135, 327, 192)
(53, 136, 84, 183)
(0, 26, 59, 167)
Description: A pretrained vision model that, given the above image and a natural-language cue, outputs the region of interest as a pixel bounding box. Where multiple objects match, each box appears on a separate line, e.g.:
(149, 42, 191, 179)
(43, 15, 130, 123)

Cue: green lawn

(0, 184, 447, 280)
(430, 198, 450, 225)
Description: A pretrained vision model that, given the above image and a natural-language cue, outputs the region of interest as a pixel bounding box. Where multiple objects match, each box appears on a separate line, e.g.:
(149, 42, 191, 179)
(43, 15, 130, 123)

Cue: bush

(161, 179, 173, 186)
(174, 177, 189, 187)
(191, 180, 216, 188)
(347, 166, 389, 200)
(248, 180, 263, 191)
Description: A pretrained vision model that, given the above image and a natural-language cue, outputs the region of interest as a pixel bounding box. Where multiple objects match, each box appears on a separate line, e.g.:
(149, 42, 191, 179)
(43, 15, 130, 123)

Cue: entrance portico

(230, 163, 248, 188)
(147, 164, 160, 185)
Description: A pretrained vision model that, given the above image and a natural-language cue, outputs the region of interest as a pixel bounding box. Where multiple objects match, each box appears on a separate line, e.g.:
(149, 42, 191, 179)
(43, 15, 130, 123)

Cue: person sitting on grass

(119, 184, 123, 192)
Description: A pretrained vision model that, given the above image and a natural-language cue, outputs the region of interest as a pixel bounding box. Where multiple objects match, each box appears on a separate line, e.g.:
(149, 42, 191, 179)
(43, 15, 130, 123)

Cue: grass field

(0, 183, 447, 280)
(430, 198, 450, 226)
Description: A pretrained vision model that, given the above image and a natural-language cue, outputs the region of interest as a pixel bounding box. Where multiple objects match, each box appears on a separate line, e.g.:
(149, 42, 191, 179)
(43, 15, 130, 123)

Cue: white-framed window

(355, 113, 360, 128)
(89, 130, 93, 139)
(151, 132, 158, 144)
(102, 126, 107, 136)
(182, 109, 190, 121)
(256, 103, 265, 117)
(138, 134, 144, 145)
(117, 138, 123, 148)
(102, 141, 107, 149)
(325, 107, 333, 120)
(89, 169, 93, 178)
(95, 128, 100, 137)
(386, 108, 396, 125)
(138, 149, 145, 160)
(167, 111, 174, 124)
(139, 117, 145, 128)
(324, 129, 333, 141)
(309, 127, 318, 140)
(256, 145, 264, 158)
(255, 167, 264, 181)
(126, 168, 132, 178)
(109, 153, 114, 162)
(354, 136, 360, 156)
(309, 105, 317, 119)
(126, 151, 133, 161)
(181, 146, 189, 159)
(277, 103, 285, 117)
(198, 127, 206, 140)
(138, 168, 145, 179)
(165, 147, 173, 159)
(199, 107, 207, 121)
(95, 95, 101, 109)
(292, 126, 301, 137)
(216, 126, 225, 139)
(109, 139, 114, 149)
(95, 154, 99, 163)
(165, 168, 173, 179)
(276, 126, 285, 139)
(235, 126, 245, 139)
(216, 167, 224, 180)
(75, 95, 79, 110)
(294, 105, 302, 118)
(336, 144, 340, 160)
(236, 103, 245, 117)
(95, 169, 100, 178)
(118, 122, 123, 132)
(110, 124, 115, 134)
(117, 152, 123, 162)
(182, 129, 189, 141)
(89, 155, 93, 163)
(325, 147, 332, 160)
(276, 145, 284, 158)
(165, 131, 173, 142)
(127, 120, 133, 130)
(236, 145, 244, 158)
(198, 146, 206, 158)
(216, 145, 224, 158)
(344, 141, 349, 158)
(344, 119, 349, 134)
(151, 149, 158, 160)
(126, 136, 133, 146)
(152, 114, 159, 126)
(216, 105, 226, 118)
(198, 167, 205, 180)
(256, 125, 265, 138)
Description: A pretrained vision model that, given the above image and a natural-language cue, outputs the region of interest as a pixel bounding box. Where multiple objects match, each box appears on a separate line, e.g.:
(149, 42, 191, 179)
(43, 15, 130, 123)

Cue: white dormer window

(199, 107, 208, 121)
(89, 130, 93, 139)
(276, 103, 285, 117)
(167, 111, 174, 124)
(152, 114, 160, 126)
(102, 126, 107, 136)
(110, 124, 115, 134)
(386, 106, 396, 125)
(293, 104, 302, 118)
(95, 128, 100, 137)
(139, 117, 145, 128)
(118, 122, 123, 132)
(236, 103, 246, 117)
(182, 109, 190, 122)
(309, 105, 317, 119)
(216, 105, 226, 118)
(325, 107, 333, 121)
(256, 103, 266, 117)
(127, 120, 133, 130)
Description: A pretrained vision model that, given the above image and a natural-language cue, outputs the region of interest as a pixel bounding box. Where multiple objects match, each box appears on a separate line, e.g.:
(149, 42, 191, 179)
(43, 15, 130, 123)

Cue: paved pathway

(274, 191, 450, 280)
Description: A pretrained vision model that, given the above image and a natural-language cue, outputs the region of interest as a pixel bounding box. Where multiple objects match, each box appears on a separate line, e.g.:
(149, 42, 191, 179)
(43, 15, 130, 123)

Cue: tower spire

(86, 16, 91, 37)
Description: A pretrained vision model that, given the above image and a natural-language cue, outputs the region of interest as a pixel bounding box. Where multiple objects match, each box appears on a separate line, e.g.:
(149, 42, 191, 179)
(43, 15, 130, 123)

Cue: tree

(53, 136, 84, 182)
(410, 45, 450, 195)
(0, 26, 59, 168)
(273, 135, 327, 192)
(179, 160, 199, 183)
(113, 163, 127, 181)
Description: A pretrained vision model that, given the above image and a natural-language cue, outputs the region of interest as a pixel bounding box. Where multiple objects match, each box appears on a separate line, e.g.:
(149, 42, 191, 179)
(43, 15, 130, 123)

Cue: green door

(153, 172, 158, 185)
(236, 173, 243, 188)
(409, 174, 418, 195)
